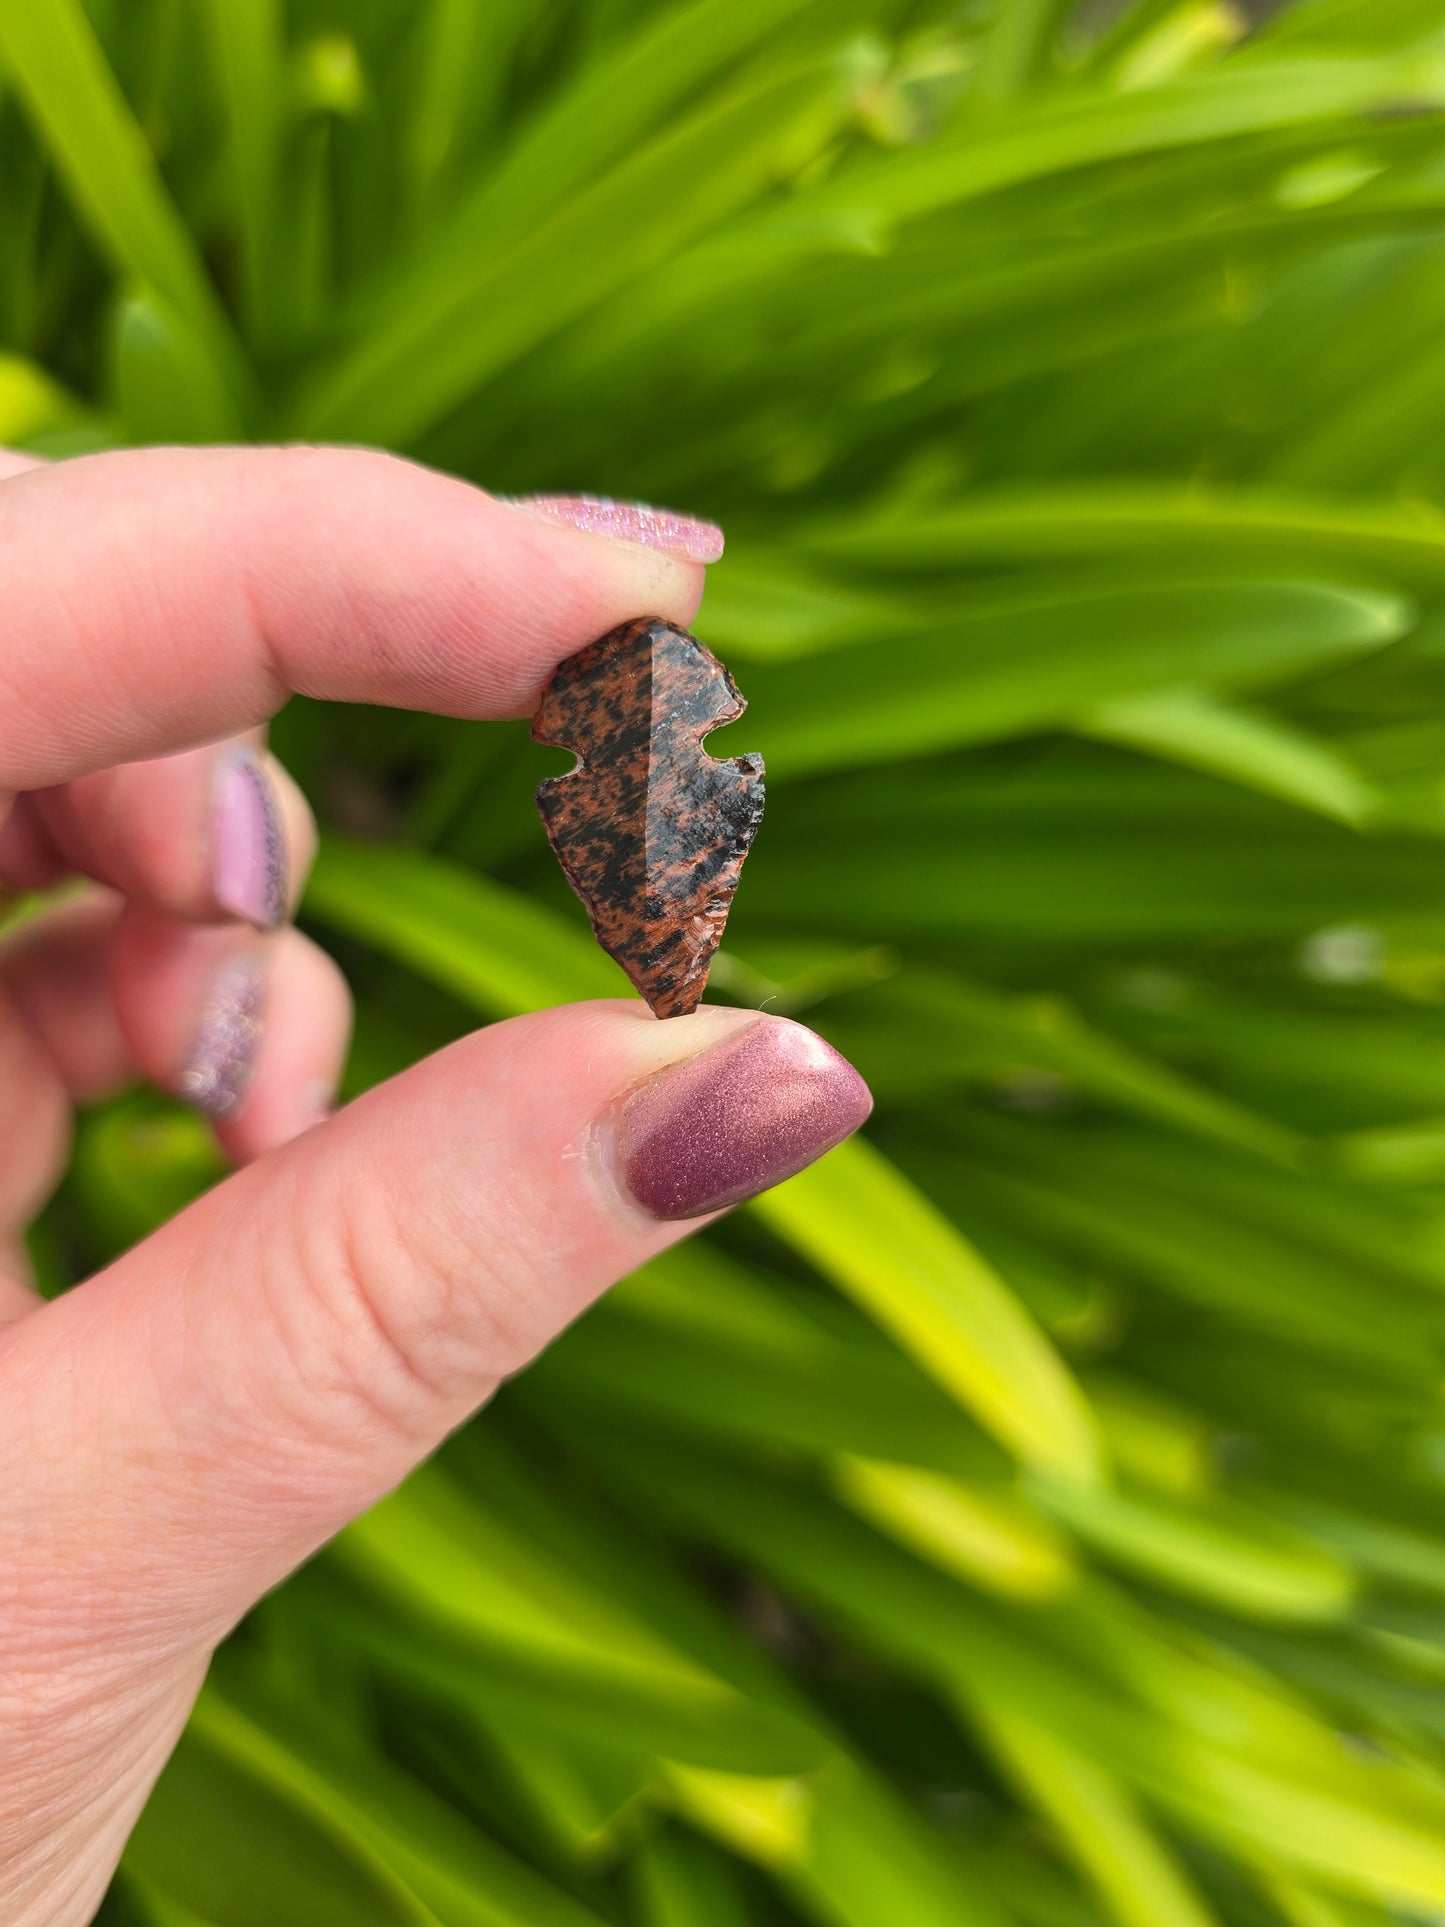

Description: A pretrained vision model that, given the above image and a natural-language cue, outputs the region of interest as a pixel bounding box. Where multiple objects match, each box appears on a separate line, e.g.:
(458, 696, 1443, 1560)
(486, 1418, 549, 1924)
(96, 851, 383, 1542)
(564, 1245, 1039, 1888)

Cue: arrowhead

(533, 618, 766, 1018)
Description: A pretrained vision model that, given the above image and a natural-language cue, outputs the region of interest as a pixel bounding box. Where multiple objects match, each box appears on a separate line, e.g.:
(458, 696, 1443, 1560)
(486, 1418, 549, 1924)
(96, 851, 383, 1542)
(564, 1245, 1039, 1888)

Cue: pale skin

(0, 445, 841, 1923)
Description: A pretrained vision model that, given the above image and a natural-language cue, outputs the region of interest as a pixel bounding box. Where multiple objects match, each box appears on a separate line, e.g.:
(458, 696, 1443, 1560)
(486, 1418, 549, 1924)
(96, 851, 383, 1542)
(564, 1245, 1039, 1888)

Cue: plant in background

(10, 0, 1445, 1922)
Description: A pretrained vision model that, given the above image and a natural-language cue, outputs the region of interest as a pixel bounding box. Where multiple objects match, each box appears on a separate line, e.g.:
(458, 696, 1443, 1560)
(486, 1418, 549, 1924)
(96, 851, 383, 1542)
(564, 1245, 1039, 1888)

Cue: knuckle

(272, 1162, 539, 1447)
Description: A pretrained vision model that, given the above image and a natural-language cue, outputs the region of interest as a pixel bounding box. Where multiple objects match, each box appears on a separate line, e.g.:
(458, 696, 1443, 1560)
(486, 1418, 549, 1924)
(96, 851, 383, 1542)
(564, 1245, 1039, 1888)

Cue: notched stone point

(533, 616, 766, 1019)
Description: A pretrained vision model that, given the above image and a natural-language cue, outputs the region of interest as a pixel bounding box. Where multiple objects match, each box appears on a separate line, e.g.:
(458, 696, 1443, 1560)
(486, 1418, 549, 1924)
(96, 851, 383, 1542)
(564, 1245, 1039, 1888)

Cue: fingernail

(612, 1018, 872, 1221)
(214, 751, 288, 929)
(176, 959, 266, 1121)
(508, 493, 725, 565)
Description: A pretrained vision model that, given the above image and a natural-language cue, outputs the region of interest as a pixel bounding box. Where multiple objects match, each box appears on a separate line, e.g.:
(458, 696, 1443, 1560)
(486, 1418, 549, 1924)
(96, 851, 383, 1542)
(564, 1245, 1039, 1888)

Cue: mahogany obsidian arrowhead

(533, 616, 765, 1019)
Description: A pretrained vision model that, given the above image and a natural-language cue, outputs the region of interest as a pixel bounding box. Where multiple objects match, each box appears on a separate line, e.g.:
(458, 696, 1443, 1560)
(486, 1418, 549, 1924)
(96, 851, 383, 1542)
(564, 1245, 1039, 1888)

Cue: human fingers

(1, 1002, 867, 1919)
(0, 446, 42, 894)
(0, 448, 44, 481)
(1, 892, 349, 1161)
(0, 895, 123, 1324)
(0, 445, 710, 791)
(0, 1245, 37, 1322)
(7, 1006, 869, 1650)
(0, 976, 71, 1246)
(110, 904, 352, 1160)
(0, 892, 135, 1102)
(16, 739, 316, 928)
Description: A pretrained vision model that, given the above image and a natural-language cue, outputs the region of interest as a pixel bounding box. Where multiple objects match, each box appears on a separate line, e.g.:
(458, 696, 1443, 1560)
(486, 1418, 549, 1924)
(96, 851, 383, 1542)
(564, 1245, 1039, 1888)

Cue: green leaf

(743, 50, 1445, 240)
(175, 1685, 608, 1927)
(980, 1706, 1223, 1927)
(110, 286, 245, 442)
(529, 1292, 1007, 1482)
(829, 966, 1302, 1164)
(793, 481, 1445, 586)
(0, 0, 245, 402)
(295, 45, 852, 443)
(334, 1467, 829, 1776)
(401, 0, 534, 216)
(1082, 689, 1378, 825)
(967, 0, 1074, 111)
(949, 1118, 1445, 1380)
(483, 1724, 653, 1867)
(631, 1830, 754, 1927)
(750, 1136, 1105, 1481)
(594, 1438, 1445, 1910)
(70, 1092, 225, 1262)
(1259, 1871, 1386, 1927)
(834, 1457, 1077, 1601)
(742, 579, 1409, 776)
(125, 1712, 440, 1927)
(1030, 1477, 1357, 1623)
(304, 835, 627, 1013)
(399, 0, 825, 256)
(667, 1757, 1014, 1927)
(102, 1869, 219, 1927)
(197, 0, 285, 348)
(0, 352, 85, 442)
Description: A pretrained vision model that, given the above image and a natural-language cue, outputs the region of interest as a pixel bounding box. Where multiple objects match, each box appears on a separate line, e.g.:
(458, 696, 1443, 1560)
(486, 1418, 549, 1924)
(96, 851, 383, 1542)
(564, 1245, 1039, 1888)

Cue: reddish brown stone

(533, 617, 765, 1019)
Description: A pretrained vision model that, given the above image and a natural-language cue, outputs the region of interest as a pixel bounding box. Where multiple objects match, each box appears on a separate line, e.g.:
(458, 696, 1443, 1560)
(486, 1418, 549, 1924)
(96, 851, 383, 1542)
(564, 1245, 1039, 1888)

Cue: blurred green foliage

(15, 0, 1445, 1921)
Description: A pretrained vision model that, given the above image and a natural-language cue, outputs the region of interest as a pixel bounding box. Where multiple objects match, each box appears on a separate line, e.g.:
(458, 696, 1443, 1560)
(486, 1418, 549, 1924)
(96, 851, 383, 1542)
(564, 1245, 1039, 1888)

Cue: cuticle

(579, 1111, 647, 1225)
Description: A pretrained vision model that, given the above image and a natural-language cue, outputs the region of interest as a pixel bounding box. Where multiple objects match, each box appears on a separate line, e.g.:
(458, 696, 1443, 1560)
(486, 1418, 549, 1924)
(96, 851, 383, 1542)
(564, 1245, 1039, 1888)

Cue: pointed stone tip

(648, 979, 707, 1020)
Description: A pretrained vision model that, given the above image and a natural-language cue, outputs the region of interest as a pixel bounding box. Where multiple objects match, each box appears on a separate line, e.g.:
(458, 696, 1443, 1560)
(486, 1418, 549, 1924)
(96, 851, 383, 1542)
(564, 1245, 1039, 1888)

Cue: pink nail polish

(177, 959, 266, 1121)
(509, 494, 725, 565)
(214, 751, 288, 929)
(612, 1018, 873, 1221)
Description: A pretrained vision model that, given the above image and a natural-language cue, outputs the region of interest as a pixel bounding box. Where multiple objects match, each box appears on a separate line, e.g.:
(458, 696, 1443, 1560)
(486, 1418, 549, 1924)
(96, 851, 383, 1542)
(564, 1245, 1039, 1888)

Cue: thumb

(5, 1002, 870, 1649)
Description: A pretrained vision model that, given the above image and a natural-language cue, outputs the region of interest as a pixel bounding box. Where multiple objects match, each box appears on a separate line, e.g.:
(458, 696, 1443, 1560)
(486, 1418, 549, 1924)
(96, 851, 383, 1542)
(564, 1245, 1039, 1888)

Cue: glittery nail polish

(612, 1018, 872, 1222)
(508, 494, 724, 565)
(176, 960, 266, 1120)
(214, 751, 288, 929)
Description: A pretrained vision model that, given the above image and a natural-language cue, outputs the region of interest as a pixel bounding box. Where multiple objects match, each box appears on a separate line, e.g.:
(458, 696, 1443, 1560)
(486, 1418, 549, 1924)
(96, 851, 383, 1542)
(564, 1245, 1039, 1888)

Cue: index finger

(0, 446, 708, 790)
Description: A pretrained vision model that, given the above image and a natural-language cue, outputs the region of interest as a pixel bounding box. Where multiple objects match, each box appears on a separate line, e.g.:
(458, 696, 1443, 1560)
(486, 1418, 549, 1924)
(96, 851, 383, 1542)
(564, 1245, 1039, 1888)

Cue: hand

(0, 446, 871, 1925)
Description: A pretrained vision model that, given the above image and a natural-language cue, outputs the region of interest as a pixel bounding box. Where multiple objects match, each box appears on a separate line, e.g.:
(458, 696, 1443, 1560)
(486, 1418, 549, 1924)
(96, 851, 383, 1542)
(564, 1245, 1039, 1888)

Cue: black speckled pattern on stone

(533, 617, 765, 1019)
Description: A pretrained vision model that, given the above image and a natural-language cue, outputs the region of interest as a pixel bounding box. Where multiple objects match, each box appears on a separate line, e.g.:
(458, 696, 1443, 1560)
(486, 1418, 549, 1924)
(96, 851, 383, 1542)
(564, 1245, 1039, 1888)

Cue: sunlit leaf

(1082, 689, 1378, 825)
(751, 1137, 1105, 1481)
(743, 579, 1409, 776)
(980, 1705, 1222, 1927)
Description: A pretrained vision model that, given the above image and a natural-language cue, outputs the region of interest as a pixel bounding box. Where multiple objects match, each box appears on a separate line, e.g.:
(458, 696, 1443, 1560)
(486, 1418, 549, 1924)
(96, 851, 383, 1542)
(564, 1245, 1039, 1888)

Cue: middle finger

(5, 738, 317, 929)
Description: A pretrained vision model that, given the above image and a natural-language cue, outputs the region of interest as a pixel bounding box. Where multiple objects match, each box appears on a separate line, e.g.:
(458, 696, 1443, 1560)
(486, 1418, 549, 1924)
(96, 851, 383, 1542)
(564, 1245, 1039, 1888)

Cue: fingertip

(504, 494, 725, 566)
(0, 445, 718, 782)
(111, 908, 352, 1160)
(30, 737, 317, 931)
(610, 1012, 873, 1223)
(211, 747, 316, 930)
(480, 495, 708, 713)
(216, 932, 351, 1162)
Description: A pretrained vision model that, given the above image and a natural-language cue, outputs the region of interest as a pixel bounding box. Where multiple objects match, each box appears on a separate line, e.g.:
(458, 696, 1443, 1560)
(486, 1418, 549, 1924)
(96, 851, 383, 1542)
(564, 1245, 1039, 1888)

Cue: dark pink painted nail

(613, 1018, 872, 1221)
(509, 494, 724, 565)
(214, 751, 288, 929)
